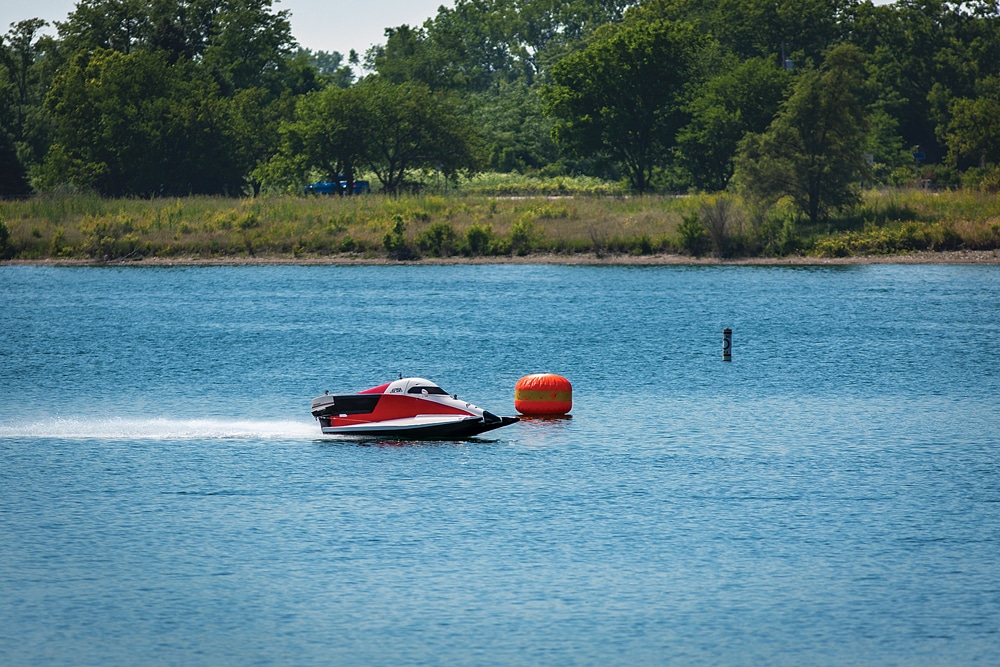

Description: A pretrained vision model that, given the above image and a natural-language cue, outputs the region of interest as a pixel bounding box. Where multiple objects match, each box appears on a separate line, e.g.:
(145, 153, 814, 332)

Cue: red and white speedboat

(311, 377, 519, 438)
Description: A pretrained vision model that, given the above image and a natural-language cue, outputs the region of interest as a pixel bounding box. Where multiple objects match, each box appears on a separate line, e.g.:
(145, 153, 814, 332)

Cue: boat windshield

(407, 385, 448, 395)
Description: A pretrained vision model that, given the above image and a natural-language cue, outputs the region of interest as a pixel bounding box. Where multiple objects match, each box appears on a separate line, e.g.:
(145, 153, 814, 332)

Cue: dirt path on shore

(5, 249, 999, 267)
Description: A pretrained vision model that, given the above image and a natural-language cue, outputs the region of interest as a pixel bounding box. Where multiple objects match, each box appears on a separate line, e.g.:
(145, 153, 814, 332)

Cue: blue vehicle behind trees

(304, 178, 371, 195)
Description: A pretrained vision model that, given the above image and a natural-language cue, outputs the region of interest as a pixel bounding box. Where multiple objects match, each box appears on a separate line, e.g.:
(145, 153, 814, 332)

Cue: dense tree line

(1, 0, 1000, 220)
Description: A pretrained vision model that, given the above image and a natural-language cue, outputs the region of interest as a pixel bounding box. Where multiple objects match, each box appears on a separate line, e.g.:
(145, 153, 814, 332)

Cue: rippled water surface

(2, 264, 999, 666)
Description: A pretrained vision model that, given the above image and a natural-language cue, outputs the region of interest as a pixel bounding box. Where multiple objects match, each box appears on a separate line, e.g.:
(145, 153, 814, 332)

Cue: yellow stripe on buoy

(514, 390, 572, 403)
(514, 374, 572, 415)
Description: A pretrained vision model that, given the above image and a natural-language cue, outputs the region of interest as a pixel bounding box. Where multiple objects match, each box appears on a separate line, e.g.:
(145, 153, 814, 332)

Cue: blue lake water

(1, 263, 999, 666)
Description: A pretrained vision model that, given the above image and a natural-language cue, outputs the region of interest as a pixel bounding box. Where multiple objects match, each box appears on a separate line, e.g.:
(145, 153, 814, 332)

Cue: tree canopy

(734, 43, 870, 223)
(1, 0, 1000, 197)
(544, 18, 709, 193)
(43, 48, 243, 196)
(274, 77, 480, 194)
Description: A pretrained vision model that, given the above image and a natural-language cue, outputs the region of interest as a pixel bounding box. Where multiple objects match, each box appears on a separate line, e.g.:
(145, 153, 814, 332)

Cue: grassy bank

(2, 188, 999, 263)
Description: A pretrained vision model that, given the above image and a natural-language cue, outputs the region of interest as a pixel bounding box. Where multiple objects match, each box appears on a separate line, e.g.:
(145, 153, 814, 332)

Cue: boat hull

(320, 414, 519, 438)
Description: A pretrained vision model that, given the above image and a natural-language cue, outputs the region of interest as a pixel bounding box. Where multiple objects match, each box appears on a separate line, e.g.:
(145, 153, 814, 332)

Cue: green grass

(2, 187, 998, 262)
(456, 172, 626, 197)
(809, 190, 1000, 257)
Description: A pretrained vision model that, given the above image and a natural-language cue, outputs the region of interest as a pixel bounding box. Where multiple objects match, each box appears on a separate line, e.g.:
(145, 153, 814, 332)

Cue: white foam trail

(0, 417, 319, 441)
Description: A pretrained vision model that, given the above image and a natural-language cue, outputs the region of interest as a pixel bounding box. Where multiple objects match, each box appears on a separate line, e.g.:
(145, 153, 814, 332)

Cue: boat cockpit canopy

(385, 377, 450, 396)
(408, 385, 448, 395)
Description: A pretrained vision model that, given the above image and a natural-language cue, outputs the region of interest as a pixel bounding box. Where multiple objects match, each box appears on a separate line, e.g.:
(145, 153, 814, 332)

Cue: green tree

(275, 83, 369, 191)
(0, 19, 53, 195)
(0, 19, 48, 144)
(57, 0, 298, 95)
(365, 24, 449, 89)
(227, 87, 295, 196)
(43, 48, 242, 196)
(637, 0, 847, 63)
(421, 1, 517, 90)
(272, 77, 479, 194)
(296, 48, 354, 89)
(718, 0, 847, 63)
(944, 76, 1000, 168)
(676, 56, 790, 191)
(734, 43, 870, 224)
(44, 0, 309, 195)
(471, 81, 558, 173)
(507, 0, 633, 80)
(846, 0, 1000, 163)
(56, 0, 153, 55)
(864, 106, 911, 183)
(359, 78, 480, 193)
(199, 0, 296, 95)
(0, 130, 30, 197)
(544, 17, 708, 193)
(367, 1, 636, 91)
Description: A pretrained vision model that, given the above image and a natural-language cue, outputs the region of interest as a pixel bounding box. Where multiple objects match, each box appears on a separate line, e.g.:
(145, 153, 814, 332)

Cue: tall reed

(2, 188, 998, 261)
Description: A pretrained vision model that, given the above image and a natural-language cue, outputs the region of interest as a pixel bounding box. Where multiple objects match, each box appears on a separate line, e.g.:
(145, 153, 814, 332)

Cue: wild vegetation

(2, 186, 998, 262)
(2, 0, 1000, 261)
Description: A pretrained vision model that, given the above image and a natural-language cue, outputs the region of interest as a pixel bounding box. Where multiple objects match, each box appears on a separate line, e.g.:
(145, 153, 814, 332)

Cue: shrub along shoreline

(6, 250, 997, 266)
(2, 189, 999, 265)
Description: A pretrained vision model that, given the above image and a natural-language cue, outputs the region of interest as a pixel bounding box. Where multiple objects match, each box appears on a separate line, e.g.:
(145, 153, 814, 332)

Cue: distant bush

(698, 195, 741, 258)
(813, 220, 963, 256)
(416, 221, 458, 256)
(382, 215, 416, 259)
(982, 170, 1000, 194)
(677, 213, 709, 256)
(49, 227, 73, 257)
(464, 222, 493, 256)
(919, 164, 961, 189)
(79, 213, 152, 260)
(757, 198, 801, 256)
(459, 172, 625, 196)
(525, 202, 574, 219)
(509, 216, 538, 255)
(0, 217, 10, 259)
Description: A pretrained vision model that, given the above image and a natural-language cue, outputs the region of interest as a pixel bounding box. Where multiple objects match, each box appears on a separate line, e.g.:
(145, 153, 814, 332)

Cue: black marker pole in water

(723, 328, 732, 362)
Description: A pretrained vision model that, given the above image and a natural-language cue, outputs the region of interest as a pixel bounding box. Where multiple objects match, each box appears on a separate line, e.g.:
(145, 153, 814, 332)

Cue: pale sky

(0, 0, 454, 57)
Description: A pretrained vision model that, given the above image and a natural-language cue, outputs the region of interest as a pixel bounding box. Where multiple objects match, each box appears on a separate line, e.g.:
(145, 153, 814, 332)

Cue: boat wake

(0, 417, 318, 441)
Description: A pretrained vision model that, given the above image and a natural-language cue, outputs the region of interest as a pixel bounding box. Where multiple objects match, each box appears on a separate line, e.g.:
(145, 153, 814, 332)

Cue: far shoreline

(4, 249, 999, 267)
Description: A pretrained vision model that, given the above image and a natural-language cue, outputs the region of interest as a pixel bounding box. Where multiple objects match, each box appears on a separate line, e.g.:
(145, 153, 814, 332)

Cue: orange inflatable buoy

(514, 373, 572, 415)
